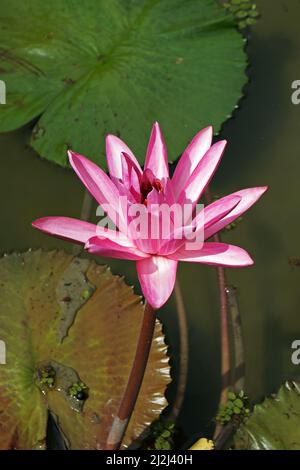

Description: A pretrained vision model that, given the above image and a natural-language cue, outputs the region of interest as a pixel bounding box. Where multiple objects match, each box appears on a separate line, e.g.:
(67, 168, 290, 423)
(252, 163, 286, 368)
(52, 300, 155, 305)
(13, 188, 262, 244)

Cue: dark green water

(1, 0, 300, 444)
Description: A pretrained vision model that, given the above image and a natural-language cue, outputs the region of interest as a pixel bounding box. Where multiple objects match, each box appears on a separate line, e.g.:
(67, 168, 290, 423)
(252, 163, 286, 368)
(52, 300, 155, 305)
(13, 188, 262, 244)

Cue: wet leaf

(0, 0, 246, 168)
(0, 250, 170, 449)
(235, 381, 300, 450)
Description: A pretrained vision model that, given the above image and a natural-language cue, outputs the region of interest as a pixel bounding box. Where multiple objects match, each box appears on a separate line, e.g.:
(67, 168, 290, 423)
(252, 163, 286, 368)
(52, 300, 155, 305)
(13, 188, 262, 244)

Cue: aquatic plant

(0, 251, 170, 449)
(32, 122, 267, 448)
(32, 123, 267, 309)
(0, 0, 247, 168)
(223, 0, 259, 29)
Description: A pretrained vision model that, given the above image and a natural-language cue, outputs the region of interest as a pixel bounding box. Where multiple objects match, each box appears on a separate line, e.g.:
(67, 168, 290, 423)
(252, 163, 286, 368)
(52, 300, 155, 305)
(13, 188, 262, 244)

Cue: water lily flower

(32, 123, 267, 309)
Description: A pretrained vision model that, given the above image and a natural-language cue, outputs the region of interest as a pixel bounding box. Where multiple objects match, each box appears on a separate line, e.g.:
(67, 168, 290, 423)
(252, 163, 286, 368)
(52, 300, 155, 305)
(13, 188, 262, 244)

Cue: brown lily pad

(0, 250, 170, 449)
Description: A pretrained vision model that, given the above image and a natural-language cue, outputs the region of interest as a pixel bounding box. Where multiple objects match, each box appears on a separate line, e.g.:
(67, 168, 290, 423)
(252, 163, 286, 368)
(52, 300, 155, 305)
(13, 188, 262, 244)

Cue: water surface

(0, 0, 300, 443)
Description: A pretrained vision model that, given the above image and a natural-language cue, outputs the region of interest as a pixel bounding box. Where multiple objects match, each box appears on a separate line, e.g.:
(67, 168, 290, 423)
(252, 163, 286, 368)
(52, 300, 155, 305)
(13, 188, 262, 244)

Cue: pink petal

(144, 122, 169, 179)
(32, 216, 97, 244)
(121, 152, 141, 199)
(158, 236, 188, 257)
(68, 151, 127, 230)
(168, 242, 254, 267)
(204, 186, 268, 240)
(172, 126, 213, 199)
(194, 194, 241, 232)
(31, 216, 130, 245)
(111, 152, 142, 202)
(163, 177, 176, 206)
(132, 186, 176, 255)
(129, 163, 141, 198)
(177, 140, 227, 207)
(130, 210, 161, 256)
(158, 195, 240, 256)
(106, 134, 142, 180)
(85, 236, 149, 260)
(136, 256, 178, 309)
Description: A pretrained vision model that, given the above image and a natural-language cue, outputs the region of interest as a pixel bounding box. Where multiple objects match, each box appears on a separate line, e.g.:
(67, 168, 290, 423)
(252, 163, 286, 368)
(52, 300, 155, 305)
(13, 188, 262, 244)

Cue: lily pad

(0, 250, 170, 449)
(234, 381, 300, 450)
(0, 0, 246, 168)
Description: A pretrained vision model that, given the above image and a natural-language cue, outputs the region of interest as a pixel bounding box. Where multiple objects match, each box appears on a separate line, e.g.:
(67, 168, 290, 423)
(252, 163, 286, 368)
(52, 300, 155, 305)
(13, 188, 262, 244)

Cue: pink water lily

(32, 123, 267, 309)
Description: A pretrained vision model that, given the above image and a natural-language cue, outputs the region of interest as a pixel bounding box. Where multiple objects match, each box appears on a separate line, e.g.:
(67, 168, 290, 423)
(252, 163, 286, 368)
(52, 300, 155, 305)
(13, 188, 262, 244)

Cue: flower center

(140, 170, 163, 205)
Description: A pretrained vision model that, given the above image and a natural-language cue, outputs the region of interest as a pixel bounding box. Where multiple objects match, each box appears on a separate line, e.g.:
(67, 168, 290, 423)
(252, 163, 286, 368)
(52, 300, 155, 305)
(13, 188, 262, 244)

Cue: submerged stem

(204, 188, 230, 436)
(226, 285, 245, 391)
(105, 302, 157, 450)
(167, 279, 189, 422)
(215, 264, 230, 404)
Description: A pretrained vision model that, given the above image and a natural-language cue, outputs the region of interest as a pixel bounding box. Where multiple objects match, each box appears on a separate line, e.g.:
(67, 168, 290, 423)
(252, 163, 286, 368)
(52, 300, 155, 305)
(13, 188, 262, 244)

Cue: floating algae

(36, 360, 89, 413)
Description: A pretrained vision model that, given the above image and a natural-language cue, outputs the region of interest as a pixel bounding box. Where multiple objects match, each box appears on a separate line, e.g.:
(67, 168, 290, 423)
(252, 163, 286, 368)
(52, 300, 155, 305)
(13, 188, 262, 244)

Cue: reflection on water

(1, 0, 300, 443)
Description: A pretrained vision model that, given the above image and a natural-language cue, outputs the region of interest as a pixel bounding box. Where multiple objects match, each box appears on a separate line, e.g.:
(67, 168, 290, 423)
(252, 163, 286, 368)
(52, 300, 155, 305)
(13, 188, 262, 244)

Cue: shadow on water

(215, 0, 300, 408)
(1, 0, 300, 444)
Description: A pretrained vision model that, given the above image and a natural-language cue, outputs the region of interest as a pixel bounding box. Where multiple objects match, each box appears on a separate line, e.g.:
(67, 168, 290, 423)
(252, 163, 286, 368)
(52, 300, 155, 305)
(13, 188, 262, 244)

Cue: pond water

(0, 0, 300, 445)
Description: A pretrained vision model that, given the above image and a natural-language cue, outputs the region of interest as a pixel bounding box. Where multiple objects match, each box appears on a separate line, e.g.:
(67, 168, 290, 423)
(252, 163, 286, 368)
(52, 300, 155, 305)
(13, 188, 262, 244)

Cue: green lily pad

(0, 250, 170, 449)
(235, 381, 300, 450)
(0, 0, 246, 168)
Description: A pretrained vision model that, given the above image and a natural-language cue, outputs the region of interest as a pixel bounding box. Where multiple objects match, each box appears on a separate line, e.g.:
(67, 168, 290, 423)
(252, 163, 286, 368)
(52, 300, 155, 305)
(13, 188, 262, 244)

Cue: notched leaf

(0, 0, 246, 168)
(235, 381, 300, 450)
(0, 250, 170, 449)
